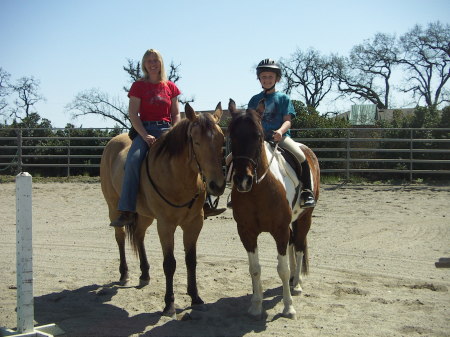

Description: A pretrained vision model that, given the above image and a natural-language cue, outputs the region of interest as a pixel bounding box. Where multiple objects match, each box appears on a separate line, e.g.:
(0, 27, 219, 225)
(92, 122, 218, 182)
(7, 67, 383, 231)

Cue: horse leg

(275, 230, 296, 319)
(157, 224, 177, 318)
(238, 226, 263, 318)
(114, 227, 129, 285)
(247, 247, 264, 318)
(277, 253, 296, 319)
(183, 224, 204, 309)
(288, 228, 296, 287)
(290, 214, 312, 295)
(135, 215, 151, 287)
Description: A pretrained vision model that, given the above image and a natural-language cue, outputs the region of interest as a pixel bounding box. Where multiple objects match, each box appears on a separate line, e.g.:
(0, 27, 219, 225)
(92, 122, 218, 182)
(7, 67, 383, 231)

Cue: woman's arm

(170, 96, 181, 125)
(129, 95, 155, 145)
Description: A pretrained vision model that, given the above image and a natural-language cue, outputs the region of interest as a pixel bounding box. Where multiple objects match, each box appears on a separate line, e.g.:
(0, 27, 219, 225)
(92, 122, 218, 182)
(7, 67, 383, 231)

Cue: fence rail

(0, 127, 449, 181)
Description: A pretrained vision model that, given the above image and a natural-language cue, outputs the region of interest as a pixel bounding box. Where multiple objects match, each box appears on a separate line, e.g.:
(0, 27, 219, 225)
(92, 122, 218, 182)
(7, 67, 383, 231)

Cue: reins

(233, 142, 278, 185)
(256, 142, 278, 184)
(145, 131, 203, 209)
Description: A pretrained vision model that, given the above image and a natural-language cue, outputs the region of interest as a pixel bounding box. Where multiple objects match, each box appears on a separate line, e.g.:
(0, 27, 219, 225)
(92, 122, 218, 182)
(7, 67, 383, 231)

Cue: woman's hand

(143, 134, 156, 146)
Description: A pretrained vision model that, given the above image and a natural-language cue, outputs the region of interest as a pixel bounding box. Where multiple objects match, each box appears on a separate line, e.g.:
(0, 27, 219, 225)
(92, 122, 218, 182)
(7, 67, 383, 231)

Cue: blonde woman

(111, 49, 181, 227)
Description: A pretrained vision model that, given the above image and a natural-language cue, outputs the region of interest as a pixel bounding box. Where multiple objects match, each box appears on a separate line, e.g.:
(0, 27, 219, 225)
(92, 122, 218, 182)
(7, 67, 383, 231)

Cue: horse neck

(149, 143, 199, 187)
(255, 141, 272, 181)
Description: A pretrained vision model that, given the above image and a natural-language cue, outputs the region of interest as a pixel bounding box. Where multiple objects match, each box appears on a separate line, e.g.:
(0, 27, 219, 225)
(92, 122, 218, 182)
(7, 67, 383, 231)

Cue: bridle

(232, 142, 278, 185)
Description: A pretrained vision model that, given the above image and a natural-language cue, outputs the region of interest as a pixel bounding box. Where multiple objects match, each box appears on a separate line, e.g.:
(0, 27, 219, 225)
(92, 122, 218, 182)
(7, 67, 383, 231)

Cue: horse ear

(255, 98, 265, 119)
(185, 102, 198, 122)
(212, 102, 223, 123)
(228, 98, 239, 118)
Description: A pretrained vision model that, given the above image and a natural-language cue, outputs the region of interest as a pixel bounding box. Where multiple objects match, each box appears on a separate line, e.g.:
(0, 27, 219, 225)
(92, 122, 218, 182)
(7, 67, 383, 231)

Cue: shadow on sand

(34, 283, 289, 337)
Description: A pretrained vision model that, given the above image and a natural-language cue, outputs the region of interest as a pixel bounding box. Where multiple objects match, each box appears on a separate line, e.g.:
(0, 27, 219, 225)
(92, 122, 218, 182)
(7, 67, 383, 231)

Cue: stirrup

(205, 194, 219, 209)
(300, 189, 316, 209)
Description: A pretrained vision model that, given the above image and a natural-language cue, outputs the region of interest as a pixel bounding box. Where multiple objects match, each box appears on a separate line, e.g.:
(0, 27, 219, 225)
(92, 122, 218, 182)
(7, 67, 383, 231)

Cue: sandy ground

(0, 181, 449, 337)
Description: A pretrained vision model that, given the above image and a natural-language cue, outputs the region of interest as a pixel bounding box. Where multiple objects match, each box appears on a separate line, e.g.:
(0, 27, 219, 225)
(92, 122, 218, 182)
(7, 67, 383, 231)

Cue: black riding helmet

(256, 58, 282, 93)
(256, 58, 282, 79)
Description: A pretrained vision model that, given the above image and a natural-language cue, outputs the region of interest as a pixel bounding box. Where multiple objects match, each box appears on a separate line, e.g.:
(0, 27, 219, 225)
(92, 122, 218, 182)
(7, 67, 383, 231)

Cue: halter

(145, 124, 204, 209)
(232, 142, 278, 185)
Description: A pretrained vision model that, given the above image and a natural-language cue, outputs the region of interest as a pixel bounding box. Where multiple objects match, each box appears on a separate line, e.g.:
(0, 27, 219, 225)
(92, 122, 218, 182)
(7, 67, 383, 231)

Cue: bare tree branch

(398, 21, 450, 107)
(280, 48, 334, 108)
(8, 76, 45, 121)
(65, 89, 129, 128)
(331, 33, 398, 109)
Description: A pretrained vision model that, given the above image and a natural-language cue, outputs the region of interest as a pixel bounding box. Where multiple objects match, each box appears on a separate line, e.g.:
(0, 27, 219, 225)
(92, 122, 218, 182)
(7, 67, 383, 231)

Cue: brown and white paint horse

(227, 99, 320, 319)
(100, 103, 225, 317)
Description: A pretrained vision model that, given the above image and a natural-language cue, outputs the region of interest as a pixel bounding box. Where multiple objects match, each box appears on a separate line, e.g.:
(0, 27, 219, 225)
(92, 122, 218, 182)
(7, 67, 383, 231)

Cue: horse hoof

(191, 296, 204, 306)
(282, 307, 297, 320)
(290, 286, 303, 296)
(247, 307, 264, 320)
(192, 303, 207, 312)
(139, 278, 150, 287)
(162, 303, 176, 319)
(119, 277, 129, 286)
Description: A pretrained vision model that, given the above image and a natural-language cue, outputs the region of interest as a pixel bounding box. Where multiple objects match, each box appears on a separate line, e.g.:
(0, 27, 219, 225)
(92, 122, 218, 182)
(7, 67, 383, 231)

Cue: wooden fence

(0, 128, 449, 181)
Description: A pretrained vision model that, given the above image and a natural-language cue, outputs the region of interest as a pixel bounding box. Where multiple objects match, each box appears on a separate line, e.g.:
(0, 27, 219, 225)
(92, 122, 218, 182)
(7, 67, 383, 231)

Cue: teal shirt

(248, 91, 296, 140)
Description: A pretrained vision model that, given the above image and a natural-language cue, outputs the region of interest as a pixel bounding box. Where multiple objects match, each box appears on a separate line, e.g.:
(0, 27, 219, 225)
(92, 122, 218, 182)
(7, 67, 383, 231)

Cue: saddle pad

(264, 142, 302, 220)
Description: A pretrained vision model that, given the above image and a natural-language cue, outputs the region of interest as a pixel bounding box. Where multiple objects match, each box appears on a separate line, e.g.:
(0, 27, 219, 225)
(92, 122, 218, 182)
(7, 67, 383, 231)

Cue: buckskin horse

(227, 99, 320, 319)
(100, 103, 226, 317)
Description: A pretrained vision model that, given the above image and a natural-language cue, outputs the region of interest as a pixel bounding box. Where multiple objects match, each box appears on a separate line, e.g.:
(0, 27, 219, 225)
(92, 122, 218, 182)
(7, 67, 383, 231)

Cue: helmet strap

(263, 83, 276, 95)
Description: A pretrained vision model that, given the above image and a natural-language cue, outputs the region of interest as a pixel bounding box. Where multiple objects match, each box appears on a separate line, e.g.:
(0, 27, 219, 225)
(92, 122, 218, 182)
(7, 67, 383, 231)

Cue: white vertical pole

(16, 172, 34, 334)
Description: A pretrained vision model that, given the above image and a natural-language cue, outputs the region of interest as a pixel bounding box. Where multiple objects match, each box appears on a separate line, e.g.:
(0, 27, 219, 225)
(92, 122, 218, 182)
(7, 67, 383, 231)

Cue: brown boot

(110, 211, 135, 227)
(203, 204, 226, 219)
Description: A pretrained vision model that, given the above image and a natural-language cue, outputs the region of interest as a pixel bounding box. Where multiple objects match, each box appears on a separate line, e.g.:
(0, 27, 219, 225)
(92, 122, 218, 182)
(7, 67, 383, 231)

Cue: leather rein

(233, 142, 278, 184)
(145, 128, 203, 209)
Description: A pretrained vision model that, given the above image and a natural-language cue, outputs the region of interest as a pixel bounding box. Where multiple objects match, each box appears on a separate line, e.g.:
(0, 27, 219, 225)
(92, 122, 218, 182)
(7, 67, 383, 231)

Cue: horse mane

(228, 110, 264, 143)
(228, 109, 264, 143)
(155, 112, 216, 159)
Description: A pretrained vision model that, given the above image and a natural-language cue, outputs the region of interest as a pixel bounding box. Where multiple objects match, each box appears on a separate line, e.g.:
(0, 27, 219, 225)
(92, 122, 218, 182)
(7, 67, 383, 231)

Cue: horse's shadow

(34, 283, 160, 337)
(34, 283, 287, 337)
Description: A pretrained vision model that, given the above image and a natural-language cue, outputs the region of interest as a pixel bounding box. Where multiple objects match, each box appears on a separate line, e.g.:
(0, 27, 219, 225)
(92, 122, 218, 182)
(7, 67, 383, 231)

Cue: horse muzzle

(233, 174, 254, 193)
(206, 179, 226, 196)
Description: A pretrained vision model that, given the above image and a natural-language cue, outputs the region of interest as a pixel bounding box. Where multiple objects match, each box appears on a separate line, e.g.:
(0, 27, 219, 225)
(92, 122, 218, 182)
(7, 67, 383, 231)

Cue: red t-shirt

(128, 80, 181, 122)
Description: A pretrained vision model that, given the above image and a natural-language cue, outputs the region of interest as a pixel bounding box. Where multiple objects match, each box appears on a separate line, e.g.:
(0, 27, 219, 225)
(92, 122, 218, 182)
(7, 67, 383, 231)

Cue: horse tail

(125, 219, 139, 256)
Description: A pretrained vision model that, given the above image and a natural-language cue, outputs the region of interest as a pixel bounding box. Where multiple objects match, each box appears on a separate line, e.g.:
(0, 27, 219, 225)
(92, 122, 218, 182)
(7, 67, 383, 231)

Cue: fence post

(409, 129, 413, 182)
(0, 173, 64, 337)
(346, 129, 350, 180)
(67, 129, 71, 177)
(17, 130, 23, 175)
(15, 172, 34, 334)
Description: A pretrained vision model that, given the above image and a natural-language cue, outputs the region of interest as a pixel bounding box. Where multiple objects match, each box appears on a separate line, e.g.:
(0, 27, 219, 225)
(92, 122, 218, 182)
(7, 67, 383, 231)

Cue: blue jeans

(118, 122, 170, 212)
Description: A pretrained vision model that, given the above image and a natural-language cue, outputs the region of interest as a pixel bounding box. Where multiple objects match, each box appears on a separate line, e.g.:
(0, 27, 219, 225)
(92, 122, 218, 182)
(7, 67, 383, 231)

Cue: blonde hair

(141, 49, 168, 82)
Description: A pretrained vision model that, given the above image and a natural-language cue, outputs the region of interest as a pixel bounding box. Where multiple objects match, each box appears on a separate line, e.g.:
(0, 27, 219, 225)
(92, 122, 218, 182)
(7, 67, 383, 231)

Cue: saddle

(268, 142, 302, 182)
(226, 142, 306, 211)
(267, 142, 302, 209)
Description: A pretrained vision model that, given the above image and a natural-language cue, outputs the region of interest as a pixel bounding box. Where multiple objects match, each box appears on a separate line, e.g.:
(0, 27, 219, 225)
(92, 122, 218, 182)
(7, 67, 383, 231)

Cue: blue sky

(1, 0, 449, 128)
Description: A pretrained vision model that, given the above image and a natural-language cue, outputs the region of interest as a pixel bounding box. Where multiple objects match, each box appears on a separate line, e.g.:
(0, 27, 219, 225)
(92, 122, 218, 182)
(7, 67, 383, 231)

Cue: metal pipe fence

(0, 127, 449, 181)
